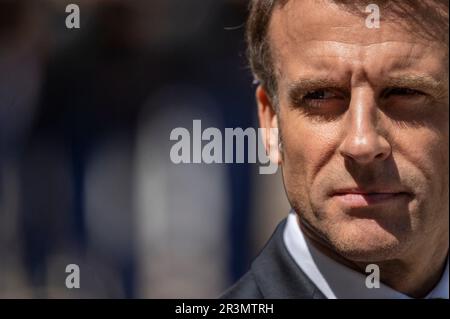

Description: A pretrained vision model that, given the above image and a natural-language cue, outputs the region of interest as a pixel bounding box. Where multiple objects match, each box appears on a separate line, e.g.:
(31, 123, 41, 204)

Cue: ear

(256, 86, 282, 165)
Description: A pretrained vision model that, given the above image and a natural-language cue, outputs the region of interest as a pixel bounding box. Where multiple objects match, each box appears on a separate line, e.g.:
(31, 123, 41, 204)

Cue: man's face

(263, 0, 449, 261)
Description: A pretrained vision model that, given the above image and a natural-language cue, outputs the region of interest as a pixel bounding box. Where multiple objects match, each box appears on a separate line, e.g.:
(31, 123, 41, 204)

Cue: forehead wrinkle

(268, 0, 448, 54)
(277, 37, 446, 80)
(267, 0, 448, 98)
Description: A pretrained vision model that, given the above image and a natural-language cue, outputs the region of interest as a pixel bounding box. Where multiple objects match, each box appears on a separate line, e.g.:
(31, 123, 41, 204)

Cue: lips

(330, 188, 412, 207)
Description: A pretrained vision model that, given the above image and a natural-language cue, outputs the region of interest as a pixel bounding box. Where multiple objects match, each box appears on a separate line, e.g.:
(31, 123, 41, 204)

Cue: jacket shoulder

(218, 217, 326, 299)
(219, 271, 263, 299)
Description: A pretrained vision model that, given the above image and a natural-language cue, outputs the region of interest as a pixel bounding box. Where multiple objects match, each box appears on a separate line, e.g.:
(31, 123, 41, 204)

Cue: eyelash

(300, 89, 345, 108)
(303, 90, 336, 100)
(381, 87, 426, 98)
(301, 87, 426, 103)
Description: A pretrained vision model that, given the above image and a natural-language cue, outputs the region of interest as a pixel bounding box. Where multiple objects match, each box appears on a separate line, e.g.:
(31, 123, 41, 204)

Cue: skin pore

(257, 0, 449, 297)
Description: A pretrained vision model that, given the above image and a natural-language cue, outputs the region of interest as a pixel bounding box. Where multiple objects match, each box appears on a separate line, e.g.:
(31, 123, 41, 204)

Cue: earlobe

(256, 86, 282, 165)
(267, 124, 281, 165)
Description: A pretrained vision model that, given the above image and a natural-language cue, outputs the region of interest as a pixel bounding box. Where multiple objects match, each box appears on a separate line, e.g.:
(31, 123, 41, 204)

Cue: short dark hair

(245, 0, 279, 101)
(245, 0, 449, 103)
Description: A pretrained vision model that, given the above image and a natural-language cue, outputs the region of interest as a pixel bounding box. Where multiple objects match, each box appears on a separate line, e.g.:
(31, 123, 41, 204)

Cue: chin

(325, 218, 409, 262)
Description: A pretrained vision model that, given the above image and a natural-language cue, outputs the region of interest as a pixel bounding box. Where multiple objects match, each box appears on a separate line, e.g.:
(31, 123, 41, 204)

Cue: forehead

(268, 0, 448, 85)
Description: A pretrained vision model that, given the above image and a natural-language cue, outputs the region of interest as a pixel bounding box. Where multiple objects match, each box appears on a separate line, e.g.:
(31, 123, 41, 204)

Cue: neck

(297, 214, 449, 298)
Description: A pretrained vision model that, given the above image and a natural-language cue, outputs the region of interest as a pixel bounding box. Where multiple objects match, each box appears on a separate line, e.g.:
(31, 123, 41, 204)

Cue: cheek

(395, 126, 448, 194)
(391, 125, 449, 227)
(281, 113, 340, 201)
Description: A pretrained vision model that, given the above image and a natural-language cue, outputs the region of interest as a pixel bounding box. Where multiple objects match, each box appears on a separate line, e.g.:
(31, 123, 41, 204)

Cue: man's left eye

(382, 87, 425, 98)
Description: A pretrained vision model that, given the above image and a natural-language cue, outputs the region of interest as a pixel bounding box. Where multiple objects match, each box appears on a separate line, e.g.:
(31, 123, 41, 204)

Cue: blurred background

(0, 0, 290, 298)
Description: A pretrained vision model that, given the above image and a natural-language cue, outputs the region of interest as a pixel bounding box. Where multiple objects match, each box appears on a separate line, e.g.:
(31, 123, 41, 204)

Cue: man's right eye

(300, 89, 346, 110)
(303, 89, 338, 100)
(290, 89, 348, 122)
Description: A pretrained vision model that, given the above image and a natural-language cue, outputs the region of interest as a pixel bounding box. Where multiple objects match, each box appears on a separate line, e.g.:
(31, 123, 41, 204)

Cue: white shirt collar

(283, 212, 449, 299)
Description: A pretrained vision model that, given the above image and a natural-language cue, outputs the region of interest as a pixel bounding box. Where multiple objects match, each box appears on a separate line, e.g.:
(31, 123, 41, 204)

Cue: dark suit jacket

(220, 219, 326, 299)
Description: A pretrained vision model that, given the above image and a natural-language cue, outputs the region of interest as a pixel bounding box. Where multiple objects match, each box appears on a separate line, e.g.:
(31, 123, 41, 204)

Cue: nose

(338, 89, 391, 165)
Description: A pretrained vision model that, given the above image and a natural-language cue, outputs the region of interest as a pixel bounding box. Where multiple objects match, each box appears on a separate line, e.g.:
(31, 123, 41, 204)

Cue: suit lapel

(250, 219, 326, 299)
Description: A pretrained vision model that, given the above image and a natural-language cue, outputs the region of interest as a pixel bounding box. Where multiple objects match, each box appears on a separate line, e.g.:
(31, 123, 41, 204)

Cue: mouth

(330, 188, 413, 207)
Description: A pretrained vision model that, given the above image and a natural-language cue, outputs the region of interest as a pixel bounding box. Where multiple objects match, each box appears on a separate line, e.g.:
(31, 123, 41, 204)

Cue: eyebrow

(384, 75, 448, 98)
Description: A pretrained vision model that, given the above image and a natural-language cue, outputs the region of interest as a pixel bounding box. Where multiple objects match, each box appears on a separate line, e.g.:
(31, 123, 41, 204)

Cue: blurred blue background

(0, 0, 289, 298)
